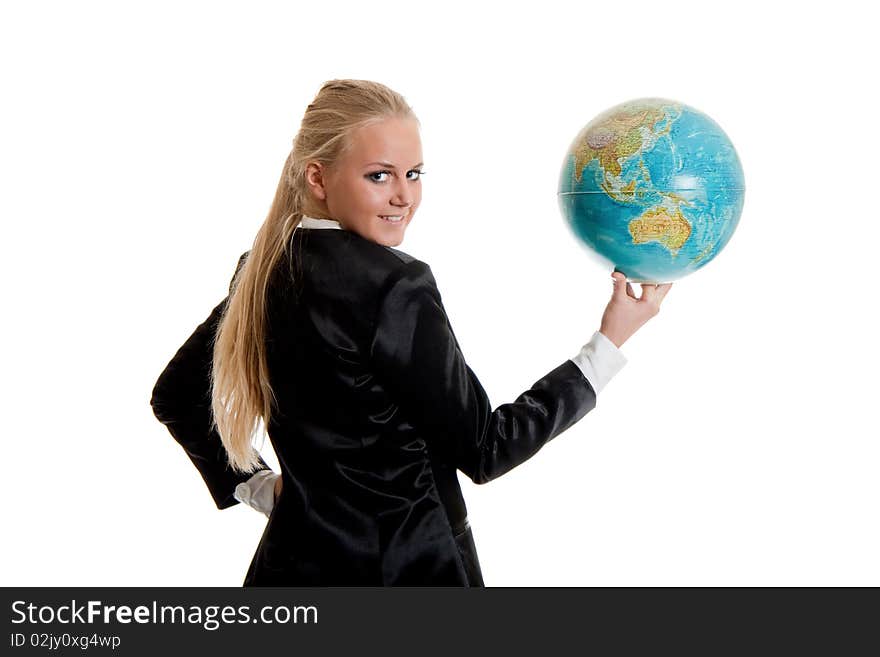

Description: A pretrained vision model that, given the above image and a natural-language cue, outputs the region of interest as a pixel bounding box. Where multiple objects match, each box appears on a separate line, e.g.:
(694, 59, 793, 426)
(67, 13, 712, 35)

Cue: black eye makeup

(366, 169, 426, 183)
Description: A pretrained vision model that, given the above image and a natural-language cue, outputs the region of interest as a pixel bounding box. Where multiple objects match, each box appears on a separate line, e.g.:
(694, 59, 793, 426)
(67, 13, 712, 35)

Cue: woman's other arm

(150, 251, 273, 509)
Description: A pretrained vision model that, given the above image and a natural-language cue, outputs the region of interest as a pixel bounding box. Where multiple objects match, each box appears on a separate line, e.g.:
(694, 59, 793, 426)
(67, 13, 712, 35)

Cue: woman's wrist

(598, 326, 625, 349)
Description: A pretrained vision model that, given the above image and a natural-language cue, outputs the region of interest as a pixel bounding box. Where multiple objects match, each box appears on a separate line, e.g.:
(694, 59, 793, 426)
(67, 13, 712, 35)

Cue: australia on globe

(558, 98, 745, 283)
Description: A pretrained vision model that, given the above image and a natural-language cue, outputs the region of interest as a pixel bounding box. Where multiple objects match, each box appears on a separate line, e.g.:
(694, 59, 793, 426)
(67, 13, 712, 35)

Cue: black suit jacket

(151, 227, 597, 586)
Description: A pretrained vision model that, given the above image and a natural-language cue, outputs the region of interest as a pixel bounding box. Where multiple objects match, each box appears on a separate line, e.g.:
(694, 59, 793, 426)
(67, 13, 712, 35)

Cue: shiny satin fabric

(151, 227, 597, 586)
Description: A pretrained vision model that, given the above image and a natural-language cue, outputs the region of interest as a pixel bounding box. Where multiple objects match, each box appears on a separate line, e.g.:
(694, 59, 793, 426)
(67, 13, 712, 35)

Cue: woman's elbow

(150, 367, 195, 425)
(150, 377, 177, 425)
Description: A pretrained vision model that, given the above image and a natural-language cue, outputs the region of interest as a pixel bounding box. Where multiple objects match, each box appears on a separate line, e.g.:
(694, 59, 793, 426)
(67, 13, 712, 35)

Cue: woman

(150, 79, 672, 586)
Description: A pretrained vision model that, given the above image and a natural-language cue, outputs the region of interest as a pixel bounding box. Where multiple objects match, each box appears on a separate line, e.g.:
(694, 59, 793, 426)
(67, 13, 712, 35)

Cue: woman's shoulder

(283, 228, 436, 298)
(325, 229, 424, 270)
(381, 244, 416, 265)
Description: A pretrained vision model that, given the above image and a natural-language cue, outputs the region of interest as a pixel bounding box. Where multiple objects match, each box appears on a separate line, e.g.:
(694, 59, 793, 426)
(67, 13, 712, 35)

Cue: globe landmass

(558, 98, 745, 283)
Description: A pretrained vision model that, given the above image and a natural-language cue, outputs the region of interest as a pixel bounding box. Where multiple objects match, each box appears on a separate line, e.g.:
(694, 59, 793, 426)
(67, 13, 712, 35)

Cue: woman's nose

(390, 178, 413, 207)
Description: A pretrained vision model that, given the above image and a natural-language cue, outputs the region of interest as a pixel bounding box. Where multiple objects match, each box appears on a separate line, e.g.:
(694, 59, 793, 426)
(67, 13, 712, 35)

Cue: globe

(558, 98, 745, 283)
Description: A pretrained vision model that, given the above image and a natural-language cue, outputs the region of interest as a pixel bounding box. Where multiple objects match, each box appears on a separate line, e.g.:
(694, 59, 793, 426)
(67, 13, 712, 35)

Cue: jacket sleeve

(368, 260, 597, 485)
(150, 251, 270, 509)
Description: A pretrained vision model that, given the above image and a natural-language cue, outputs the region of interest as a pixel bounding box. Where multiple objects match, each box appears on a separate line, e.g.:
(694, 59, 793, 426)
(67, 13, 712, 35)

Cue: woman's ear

(305, 161, 327, 202)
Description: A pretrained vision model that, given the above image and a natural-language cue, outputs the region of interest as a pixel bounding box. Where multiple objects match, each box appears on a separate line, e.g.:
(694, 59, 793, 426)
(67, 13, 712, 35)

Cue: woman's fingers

(611, 272, 628, 300)
(639, 281, 673, 308)
(638, 283, 658, 301)
(612, 270, 670, 304)
(656, 283, 673, 303)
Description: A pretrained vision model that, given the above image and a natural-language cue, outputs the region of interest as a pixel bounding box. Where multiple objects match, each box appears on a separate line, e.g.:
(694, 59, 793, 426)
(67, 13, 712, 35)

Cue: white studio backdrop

(1, 0, 877, 586)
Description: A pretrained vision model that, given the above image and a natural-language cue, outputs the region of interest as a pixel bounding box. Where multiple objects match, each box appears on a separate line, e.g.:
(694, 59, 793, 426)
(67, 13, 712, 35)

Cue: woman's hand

(234, 470, 280, 518)
(599, 271, 672, 348)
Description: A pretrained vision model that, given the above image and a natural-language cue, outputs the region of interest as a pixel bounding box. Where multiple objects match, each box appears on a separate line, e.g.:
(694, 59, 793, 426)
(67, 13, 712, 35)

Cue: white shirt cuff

(569, 330, 628, 395)
(233, 470, 279, 518)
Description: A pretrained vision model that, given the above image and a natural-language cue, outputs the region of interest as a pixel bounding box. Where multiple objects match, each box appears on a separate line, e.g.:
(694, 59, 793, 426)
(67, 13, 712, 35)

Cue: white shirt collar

(300, 214, 343, 230)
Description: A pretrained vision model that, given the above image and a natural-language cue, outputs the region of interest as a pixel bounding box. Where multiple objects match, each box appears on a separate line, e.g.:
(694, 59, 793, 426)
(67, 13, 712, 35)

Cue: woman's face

(307, 116, 423, 247)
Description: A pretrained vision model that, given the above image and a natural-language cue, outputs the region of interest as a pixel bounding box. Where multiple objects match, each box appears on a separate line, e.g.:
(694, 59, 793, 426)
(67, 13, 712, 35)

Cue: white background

(2, 0, 877, 586)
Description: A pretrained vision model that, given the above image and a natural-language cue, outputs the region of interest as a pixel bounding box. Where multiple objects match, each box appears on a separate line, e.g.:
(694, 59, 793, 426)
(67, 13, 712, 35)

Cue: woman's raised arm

(369, 260, 599, 484)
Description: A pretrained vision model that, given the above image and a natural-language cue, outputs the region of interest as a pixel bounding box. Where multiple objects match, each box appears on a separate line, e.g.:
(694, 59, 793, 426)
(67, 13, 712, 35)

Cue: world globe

(558, 98, 745, 283)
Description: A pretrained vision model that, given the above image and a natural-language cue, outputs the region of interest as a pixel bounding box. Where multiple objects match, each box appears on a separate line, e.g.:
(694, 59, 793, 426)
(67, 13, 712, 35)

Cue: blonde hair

(210, 79, 418, 473)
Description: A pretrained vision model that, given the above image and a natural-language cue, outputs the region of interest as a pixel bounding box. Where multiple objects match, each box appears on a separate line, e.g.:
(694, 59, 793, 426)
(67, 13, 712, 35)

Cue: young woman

(150, 79, 672, 586)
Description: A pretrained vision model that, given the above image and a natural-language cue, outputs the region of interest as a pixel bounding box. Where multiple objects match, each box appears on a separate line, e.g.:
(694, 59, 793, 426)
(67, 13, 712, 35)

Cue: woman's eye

(367, 169, 425, 183)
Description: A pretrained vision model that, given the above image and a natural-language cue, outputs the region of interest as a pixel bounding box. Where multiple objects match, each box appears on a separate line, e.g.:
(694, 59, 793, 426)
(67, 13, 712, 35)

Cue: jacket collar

(300, 215, 343, 230)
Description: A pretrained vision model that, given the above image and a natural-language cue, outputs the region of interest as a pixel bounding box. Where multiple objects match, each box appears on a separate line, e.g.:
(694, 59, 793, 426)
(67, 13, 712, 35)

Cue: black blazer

(150, 226, 598, 586)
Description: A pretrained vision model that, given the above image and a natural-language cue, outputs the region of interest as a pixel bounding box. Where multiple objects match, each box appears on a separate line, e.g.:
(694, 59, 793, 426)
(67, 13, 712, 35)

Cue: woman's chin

(374, 220, 408, 246)
(379, 234, 405, 247)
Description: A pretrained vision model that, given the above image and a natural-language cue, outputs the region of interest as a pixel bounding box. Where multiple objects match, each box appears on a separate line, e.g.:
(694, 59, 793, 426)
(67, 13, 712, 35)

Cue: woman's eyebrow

(365, 161, 424, 169)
